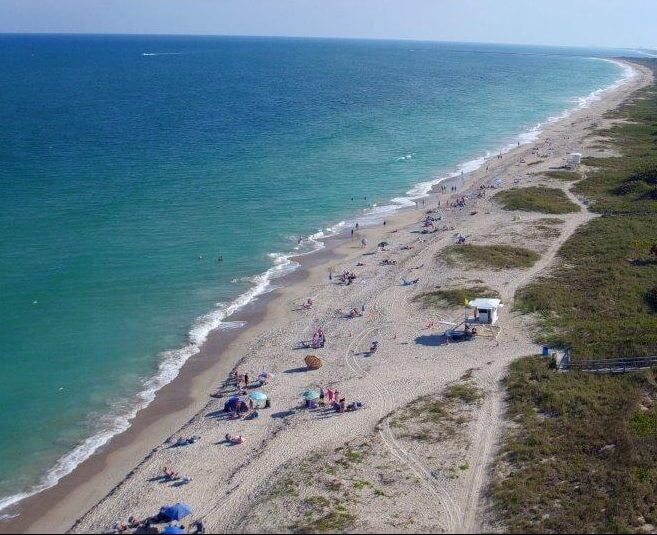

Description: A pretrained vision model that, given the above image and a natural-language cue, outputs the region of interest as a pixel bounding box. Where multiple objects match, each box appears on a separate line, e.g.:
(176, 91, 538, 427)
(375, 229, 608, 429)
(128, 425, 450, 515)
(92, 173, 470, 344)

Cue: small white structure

(566, 152, 582, 168)
(467, 298, 503, 325)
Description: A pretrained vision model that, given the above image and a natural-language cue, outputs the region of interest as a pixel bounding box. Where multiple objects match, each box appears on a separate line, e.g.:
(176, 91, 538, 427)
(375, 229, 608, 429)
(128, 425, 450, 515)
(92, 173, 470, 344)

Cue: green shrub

(442, 244, 540, 270)
(415, 285, 499, 308)
(494, 186, 580, 214)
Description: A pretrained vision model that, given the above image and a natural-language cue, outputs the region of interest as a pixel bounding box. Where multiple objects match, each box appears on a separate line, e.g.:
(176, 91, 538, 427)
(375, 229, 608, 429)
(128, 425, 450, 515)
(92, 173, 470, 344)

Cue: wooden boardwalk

(560, 352, 657, 373)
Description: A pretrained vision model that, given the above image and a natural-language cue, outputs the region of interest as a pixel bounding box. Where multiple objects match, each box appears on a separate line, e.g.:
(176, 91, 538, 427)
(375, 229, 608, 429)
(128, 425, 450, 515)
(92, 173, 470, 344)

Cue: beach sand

(2, 60, 651, 535)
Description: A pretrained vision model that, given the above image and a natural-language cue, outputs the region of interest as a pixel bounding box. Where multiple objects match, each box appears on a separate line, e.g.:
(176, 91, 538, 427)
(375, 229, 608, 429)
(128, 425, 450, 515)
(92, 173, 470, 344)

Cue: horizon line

(0, 31, 648, 51)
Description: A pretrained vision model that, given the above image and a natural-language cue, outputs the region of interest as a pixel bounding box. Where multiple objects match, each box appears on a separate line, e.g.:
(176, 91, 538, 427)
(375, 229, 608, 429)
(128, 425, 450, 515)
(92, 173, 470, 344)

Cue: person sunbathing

(174, 435, 200, 447)
(113, 521, 128, 533)
(347, 401, 365, 411)
(225, 433, 245, 444)
(163, 467, 179, 481)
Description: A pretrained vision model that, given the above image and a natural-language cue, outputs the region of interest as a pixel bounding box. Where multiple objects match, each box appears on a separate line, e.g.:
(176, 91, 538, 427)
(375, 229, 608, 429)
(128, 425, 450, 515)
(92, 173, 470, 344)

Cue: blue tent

(164, 527, 187, 535)
(223, 396, 248, 413)
(160, 503, 193, 521)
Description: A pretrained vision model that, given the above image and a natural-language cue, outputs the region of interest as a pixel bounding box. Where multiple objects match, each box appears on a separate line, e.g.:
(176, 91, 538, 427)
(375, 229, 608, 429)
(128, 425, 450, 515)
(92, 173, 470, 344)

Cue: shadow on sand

(414, 334, 449, 347)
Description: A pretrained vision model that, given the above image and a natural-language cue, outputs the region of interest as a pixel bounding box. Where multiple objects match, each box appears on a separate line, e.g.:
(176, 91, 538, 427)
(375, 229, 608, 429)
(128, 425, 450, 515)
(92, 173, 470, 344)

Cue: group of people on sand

(338, 270, 357, 285)
(161, 466, 192, 484)
(114, 512, 205, 534)
(305, 387, 366, 414)
(311, 327, 326, 349)
(235, 370, 270, 391)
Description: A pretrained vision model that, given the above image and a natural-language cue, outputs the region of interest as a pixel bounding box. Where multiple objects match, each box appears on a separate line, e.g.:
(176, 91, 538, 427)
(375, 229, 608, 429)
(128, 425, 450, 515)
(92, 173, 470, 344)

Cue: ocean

(0, 34, 631, 513)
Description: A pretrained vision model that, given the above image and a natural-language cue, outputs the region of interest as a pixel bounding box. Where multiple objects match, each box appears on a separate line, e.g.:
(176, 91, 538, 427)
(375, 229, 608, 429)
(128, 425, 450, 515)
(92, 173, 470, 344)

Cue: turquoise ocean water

(0, 35, 631, 513)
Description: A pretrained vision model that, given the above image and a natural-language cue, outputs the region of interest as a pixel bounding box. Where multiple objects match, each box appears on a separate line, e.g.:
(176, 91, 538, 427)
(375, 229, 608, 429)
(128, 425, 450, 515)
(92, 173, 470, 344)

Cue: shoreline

(1, 58, 649, 534)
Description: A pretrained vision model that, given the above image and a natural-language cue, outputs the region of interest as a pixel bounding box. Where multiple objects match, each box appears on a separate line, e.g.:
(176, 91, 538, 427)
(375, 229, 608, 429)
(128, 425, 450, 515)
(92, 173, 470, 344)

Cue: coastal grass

(391, 381, 480, 443)
(493, 186, 580, 214)
(514, 59, 657, 359)
(528, 217, 564, 239)
(491, 356, 657, 533)
(445, 383, 483, 404)
(540, 170, 581, 181)
(515, 214, 657, 358)
(441, 244, 540, 270)
(414, 285, 500, 309)
(493, 60, 657, 533)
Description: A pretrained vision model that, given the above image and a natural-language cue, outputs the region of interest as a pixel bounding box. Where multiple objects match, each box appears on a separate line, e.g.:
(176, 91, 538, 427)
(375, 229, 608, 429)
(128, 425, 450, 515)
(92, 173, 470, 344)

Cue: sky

(0, 0, 655, 50)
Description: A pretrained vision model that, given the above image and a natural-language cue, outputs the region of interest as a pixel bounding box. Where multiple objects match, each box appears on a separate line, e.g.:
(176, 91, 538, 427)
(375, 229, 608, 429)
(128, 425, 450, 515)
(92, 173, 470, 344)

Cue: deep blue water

(0, 35, 627, 511)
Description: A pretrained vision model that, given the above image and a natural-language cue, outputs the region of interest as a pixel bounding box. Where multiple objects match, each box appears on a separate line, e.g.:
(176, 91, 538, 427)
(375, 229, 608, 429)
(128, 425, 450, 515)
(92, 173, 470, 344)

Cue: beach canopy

(248, 391, 268, 401)
(302, 389, 320, 400)
(163, 527, 187, 535)
(304, 354, 323, 370)
(223, 397, 249, 413)
(160, 503, 193, 521)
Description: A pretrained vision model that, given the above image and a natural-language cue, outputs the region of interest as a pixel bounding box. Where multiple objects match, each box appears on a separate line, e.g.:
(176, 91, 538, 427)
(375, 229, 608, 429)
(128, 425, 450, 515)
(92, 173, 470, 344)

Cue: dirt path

(456, 185, 593, 534)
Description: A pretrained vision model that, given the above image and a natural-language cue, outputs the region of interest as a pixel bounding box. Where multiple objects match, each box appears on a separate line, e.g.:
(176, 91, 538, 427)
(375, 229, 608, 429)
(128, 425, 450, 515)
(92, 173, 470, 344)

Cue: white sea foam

(0, 56, 638, 519)
(338, 58, 638, 229)
(395, 153, 414, 161)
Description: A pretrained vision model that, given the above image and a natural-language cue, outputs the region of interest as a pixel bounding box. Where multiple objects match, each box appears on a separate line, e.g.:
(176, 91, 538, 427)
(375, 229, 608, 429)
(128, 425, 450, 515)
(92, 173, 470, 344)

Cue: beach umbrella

(164, 527, 187, 535)
(248, 391, 268, 401)
(161, 503, 193, 521)
(378, 241, 389, 248)
(302, 389, 320, 400)
(304, 354, 323, 370)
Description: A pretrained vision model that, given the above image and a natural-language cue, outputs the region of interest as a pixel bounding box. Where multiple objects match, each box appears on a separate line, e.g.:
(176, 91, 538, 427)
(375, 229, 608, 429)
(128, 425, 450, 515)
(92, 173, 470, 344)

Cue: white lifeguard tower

(566, 152, 582, 169)
(467, 298, 503, 325)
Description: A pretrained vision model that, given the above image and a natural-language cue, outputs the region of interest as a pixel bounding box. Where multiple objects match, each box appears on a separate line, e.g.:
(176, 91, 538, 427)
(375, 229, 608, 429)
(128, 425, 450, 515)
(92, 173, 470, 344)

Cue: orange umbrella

(304, 354, 323, 370)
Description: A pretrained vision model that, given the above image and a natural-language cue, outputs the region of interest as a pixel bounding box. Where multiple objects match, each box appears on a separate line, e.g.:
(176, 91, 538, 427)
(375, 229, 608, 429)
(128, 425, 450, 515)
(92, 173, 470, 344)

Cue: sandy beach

(2, 60, 651, 535)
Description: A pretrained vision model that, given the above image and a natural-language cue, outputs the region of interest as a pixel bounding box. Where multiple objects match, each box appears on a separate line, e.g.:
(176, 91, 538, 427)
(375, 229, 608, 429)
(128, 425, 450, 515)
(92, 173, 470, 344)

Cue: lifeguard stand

(467, 298, 503, 325)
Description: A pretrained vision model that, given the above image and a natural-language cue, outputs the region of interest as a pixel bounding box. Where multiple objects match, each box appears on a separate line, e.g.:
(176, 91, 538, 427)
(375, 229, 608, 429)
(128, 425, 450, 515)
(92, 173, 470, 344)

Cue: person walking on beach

(361, 303, 365, 314)
(351, 228, 354, 239)
(243, 373, 249, 389)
